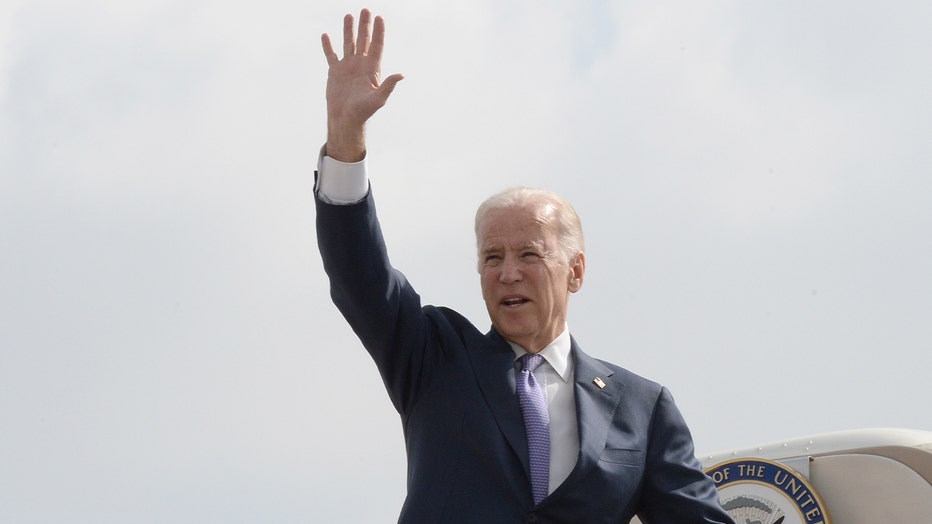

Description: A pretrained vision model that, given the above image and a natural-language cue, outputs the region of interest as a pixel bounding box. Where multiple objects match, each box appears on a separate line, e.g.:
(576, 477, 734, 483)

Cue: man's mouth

(501, 296, 530, 308)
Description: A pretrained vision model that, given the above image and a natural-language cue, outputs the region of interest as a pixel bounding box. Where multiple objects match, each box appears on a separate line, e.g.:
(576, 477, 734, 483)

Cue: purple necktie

(516, 353, 550, 504)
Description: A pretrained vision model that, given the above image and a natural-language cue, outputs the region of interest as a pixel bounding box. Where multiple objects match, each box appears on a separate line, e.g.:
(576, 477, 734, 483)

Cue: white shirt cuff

(316, 147, 369, 204)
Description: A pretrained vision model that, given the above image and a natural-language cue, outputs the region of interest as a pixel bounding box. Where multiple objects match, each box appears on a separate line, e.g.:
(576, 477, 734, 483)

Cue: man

(316, 9, 733, 523)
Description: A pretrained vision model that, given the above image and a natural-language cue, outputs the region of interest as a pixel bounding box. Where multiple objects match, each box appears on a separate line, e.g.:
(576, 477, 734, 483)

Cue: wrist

(326, 122, 366, 162)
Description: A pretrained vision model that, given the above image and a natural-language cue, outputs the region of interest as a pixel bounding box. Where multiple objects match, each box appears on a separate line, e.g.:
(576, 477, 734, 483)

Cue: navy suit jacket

(317, 189, 733, 524)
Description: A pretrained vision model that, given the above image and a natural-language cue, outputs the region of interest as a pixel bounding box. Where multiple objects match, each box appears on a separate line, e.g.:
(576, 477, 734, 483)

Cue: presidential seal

(705, 458, 831, 524)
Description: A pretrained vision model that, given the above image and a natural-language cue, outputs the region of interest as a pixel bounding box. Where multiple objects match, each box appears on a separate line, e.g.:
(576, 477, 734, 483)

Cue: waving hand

(321, 9, 404, 162)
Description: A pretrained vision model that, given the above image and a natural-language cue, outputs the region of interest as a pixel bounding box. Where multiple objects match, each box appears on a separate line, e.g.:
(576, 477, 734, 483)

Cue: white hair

(474, 187, 585, 264)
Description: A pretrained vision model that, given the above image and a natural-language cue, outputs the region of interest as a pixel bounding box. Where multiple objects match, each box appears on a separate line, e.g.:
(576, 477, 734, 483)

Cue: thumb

(378, 73, 404, 99)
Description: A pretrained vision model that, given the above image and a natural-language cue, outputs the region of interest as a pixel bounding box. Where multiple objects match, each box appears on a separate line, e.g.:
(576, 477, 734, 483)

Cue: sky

(1, 0, 930, 522)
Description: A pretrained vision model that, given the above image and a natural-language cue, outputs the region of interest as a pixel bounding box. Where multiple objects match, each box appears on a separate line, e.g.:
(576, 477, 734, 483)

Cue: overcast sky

(2, 1, 930, 522)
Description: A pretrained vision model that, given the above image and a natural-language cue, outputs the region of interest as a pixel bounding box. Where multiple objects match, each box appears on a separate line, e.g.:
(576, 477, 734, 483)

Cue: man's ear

(568, 252, 585, 293)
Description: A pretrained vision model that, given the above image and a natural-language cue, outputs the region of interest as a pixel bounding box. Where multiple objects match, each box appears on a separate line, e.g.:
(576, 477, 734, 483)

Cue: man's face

(478, 203, 585, 353)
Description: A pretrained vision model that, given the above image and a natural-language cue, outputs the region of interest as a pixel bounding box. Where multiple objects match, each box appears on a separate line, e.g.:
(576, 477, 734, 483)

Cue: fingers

(356, 8, 372, 56)
(369, 15, 386, 63)
(321, 33, 338, 66)
(323, 10, 390, 65)
(342, 12, 354, 58)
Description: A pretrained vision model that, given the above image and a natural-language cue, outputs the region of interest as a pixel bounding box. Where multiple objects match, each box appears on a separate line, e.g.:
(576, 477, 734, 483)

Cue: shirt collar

(508, 328, 573, 383)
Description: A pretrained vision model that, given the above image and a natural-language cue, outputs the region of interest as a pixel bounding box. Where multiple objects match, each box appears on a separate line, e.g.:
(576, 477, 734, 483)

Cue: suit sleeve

(315, 189, 439, 416)
(637, 387, 735, 524)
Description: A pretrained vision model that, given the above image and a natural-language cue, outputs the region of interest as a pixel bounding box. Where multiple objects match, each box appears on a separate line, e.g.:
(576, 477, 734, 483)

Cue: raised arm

(321, 9, 404, 162)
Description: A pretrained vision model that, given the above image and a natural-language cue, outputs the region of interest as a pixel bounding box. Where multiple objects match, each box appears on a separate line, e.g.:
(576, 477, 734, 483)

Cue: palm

(326, 50, 388, 127)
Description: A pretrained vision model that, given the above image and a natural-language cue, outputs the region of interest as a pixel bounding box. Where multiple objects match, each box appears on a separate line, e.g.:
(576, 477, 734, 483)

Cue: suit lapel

(469, 330, 530, 477)
(563, 341, 626, 486)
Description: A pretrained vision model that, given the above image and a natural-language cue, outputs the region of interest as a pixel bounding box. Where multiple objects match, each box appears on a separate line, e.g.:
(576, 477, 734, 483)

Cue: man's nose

(499, 257, 523, 283)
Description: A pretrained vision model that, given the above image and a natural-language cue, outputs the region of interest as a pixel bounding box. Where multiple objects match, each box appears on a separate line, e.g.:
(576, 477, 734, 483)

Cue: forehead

(478, 204, 556, 247)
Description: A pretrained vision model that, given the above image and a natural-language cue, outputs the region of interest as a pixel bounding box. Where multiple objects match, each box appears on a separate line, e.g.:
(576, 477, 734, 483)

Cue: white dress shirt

(316, 152, 581, 495)
(315, 149, 369, 204)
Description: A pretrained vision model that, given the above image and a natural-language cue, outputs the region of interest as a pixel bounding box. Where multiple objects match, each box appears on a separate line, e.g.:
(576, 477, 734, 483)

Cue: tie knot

(520, 353, 545, 372)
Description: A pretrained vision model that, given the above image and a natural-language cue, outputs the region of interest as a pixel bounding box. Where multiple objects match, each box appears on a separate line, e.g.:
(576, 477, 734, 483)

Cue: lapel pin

(593, 377, 606, 389)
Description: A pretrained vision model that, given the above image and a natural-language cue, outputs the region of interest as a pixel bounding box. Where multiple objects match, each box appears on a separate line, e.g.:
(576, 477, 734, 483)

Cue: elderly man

(315, 9, 733, 524)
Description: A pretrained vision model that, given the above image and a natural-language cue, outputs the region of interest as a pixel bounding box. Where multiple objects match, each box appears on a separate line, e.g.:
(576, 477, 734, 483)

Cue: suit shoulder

(423, 305, 474, 327)
(595, 357, 667, 397)
(421, 305, 486, 340)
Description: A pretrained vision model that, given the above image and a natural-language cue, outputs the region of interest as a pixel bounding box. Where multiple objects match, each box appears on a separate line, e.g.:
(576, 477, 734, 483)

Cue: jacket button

(526, 512, 538, 523)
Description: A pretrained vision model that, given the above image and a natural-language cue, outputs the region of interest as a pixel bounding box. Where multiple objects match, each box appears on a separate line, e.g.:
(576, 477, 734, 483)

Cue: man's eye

(522, 252, 540, 260)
